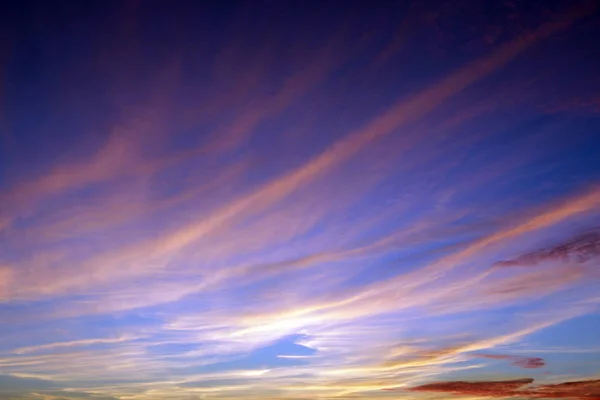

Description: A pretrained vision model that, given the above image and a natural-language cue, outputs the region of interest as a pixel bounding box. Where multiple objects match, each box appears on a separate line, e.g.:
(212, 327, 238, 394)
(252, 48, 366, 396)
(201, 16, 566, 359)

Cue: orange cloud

(411, 378, 600, 399)
(411, 378, 535, 396)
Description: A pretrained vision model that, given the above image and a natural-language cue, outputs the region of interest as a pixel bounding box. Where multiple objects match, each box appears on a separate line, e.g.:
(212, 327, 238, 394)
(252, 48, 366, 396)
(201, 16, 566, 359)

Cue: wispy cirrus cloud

(1, 1, 599, 399)
(11, 336, 140, 355)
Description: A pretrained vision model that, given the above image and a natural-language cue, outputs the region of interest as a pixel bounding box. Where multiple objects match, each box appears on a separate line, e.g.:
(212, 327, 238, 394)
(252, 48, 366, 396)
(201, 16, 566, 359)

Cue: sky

(1, 0, 600, 399)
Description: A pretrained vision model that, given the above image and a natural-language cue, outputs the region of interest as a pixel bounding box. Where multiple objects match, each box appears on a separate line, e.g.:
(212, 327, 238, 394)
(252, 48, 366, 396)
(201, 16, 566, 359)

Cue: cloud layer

(1, 0, 600, 399)
(412, 378, 600, 399)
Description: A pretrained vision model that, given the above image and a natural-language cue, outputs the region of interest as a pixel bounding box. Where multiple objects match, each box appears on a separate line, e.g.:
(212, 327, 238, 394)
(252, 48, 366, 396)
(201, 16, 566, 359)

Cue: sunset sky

(1, 1, 600, 399)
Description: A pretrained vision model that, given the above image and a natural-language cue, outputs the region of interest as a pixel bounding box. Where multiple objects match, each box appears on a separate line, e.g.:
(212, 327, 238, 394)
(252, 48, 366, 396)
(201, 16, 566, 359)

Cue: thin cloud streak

(11, 336, 139, 355)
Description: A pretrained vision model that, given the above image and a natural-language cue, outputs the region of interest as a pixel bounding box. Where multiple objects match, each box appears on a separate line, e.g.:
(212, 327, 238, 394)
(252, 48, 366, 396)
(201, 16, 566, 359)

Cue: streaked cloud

(411, 377, 600, 399)
(476, 353, 546, 369)
(1, 1, 599, 399)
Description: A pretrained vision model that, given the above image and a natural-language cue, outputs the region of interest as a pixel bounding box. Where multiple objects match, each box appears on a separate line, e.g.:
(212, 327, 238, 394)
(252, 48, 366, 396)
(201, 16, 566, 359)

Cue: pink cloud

(478, 353, 546, 369)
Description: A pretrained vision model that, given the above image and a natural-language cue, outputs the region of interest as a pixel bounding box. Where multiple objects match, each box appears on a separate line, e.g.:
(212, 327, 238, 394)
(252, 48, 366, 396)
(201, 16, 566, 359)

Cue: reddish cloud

(411, 378, 534, 396)
(533, 379, 600, 399)
(494, 229, 600, 267)
(513, 357, 546, 369)
(411, 378, 600, 399)
(478, 353, 546, 369)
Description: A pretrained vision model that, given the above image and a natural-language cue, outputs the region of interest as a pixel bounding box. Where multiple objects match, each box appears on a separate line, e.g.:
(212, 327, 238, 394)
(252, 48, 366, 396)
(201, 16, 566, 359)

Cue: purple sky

(1, 1, 600, 399)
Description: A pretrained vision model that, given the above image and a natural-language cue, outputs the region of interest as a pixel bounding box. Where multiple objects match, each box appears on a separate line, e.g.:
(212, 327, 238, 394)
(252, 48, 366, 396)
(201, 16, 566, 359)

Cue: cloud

(0, 264, 12, 300)
(0, 374, 59, 391)
(0, 374, 119, 399)
(11, 336, 138, 355)
(1, 2, 599, 399)
(494, 229, 600, 267)
(411, 378, 600, 399)
(533, 379, 600, 399)
(411, 378, 535, 396)
(477, 353, 546, 368)
(0, 1, 593, 324)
